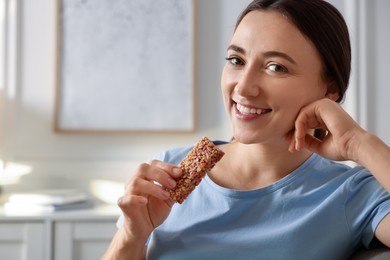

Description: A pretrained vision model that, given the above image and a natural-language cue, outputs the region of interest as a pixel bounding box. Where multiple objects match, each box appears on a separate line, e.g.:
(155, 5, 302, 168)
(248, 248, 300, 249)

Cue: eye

(267, 63, 288, 73)
(225, 56, 245, 66)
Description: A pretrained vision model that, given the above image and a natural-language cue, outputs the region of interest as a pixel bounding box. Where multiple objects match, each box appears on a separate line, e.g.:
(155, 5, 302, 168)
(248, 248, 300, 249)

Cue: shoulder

(312, 156, 390, 212)
(298, 155, 375, 192)
(298, 154, 354, 181)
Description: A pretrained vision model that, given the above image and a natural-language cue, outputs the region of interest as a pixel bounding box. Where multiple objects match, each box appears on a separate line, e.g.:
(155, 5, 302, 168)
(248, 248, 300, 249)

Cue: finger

(293, 109, 310, 151)
(294, 126, 328, 152)
(149, 160, 183, 178)
(288, 138, 296, 153)
(126, 177, 171, 201)
(302, 133, 323, 153)
(294, 122, 307, 152)
(133, 162, 180, 190)
(294, 103, 328, 151)
(117, 194, 147, 211)
(287, 130, 297, 152)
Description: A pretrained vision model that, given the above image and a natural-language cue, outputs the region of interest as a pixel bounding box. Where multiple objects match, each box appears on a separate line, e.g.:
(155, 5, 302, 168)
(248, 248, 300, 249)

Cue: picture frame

(54, 0, 195, 133)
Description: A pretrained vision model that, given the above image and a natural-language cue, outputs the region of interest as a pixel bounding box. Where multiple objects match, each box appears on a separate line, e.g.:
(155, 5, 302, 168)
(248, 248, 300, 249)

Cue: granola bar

(166, 137, 224, 204)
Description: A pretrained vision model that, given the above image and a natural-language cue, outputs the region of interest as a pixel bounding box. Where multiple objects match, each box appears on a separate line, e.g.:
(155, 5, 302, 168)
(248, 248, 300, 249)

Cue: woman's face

(221, 10, 330, 145)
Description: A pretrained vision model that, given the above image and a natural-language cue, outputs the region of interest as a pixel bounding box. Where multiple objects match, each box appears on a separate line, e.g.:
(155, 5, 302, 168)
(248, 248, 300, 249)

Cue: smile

(236, 103, 272, 115)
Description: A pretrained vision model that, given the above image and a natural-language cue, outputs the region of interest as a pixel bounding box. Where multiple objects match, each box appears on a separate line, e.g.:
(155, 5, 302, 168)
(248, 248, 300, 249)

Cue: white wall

(0, 0, 252, 195)
(369, 0, 390, 144)
(1, 0, 389, 197)
(320, 0, 390, 146)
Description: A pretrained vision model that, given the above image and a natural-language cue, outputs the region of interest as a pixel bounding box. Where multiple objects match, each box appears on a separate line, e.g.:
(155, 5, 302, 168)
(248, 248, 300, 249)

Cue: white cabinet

(0, 222, 46, 259)
(0, 205, 120, 260)
(54, 221, 117, 260)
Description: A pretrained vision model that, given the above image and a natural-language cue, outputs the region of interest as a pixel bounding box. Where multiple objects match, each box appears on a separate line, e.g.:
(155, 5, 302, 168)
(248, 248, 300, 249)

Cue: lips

(235, 103, 272, 115)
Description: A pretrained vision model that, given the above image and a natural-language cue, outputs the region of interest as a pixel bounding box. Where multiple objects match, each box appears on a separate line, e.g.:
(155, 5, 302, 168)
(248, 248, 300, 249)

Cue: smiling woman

(102, 1, 390, 259)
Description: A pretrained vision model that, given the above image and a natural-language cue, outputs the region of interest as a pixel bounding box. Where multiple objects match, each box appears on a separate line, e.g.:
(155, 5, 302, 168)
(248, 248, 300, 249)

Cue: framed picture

(54, 0, 194, 133)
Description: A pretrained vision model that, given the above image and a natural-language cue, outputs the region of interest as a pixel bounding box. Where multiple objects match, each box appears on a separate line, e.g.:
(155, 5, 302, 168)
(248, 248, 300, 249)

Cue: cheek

(272, 87, 314, 118)
(275, 95, 303, 119)
(221, 64, 240, 87)
(221, 67, 235, 97)
(221, 67, 232, 89)
(275, 81, 326, 108)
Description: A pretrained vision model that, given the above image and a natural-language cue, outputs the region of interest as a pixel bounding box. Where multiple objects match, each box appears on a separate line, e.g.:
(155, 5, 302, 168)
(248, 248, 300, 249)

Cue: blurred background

(0, 1, 389, 259)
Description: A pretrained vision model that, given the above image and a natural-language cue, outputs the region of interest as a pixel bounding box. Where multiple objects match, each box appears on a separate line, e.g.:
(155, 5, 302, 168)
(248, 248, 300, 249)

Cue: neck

(211, 141, 313, 190)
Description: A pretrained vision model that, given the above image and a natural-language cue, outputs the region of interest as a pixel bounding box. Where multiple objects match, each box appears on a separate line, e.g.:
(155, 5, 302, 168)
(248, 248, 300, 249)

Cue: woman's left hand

(292, 99, 390, 248)
(289, 98, 366, 162)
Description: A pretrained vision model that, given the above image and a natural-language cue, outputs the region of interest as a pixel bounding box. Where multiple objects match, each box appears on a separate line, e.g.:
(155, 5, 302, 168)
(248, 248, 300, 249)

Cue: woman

(103, 0, 390, 259)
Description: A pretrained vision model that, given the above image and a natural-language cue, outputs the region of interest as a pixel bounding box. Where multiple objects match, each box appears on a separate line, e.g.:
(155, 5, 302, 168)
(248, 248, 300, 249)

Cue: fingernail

(162, 190, 170, 200)
(295, 141, 300, 151)
(172, 167, 182, 176)
(168, 178, 176, 188)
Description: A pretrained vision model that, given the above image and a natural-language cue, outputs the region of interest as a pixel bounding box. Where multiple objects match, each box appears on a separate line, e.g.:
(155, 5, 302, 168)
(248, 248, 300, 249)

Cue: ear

(325, 81, 339, 101)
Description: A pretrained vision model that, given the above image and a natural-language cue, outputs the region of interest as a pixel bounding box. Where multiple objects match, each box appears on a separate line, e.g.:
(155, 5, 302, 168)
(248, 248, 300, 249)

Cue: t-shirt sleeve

(344, 168, 390, 248)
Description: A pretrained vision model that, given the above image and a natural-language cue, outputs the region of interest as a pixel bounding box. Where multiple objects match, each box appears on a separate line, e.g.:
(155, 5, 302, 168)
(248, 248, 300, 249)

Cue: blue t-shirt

(119, 141, 390, 260)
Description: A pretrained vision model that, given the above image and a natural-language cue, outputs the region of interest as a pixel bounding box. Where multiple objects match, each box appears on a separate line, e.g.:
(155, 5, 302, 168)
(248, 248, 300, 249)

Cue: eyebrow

(227, 44, 297, 65)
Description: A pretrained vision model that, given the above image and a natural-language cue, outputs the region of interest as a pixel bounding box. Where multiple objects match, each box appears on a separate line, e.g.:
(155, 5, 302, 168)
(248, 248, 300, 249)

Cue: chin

(231, 133, 259, 145)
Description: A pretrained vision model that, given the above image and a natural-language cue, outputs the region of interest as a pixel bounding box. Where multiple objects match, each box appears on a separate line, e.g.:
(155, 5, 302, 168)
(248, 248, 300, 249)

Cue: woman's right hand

(117, 160, 182, 242)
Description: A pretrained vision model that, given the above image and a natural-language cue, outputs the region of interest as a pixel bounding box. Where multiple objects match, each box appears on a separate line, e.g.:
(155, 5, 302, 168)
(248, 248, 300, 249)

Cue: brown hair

(235, 0, 351, 103)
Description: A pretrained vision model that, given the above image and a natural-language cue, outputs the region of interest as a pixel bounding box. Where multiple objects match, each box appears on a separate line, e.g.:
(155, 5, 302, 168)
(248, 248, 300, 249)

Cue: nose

(235, 67, 261, 97)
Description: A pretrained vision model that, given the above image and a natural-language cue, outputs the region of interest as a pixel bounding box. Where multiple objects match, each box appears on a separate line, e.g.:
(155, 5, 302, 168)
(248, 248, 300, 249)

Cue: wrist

(120, 228, 148, 250)
(353, 132, 384, 167)
(102, 229, 148, 260)
(343, 128, 366, 163)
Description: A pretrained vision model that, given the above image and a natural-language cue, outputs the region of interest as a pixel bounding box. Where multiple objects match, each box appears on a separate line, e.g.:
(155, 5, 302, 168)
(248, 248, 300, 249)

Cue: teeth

(236, 103, 270, 115)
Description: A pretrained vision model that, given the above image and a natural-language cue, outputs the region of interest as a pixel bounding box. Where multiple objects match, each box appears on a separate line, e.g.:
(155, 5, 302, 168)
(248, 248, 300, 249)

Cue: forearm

(355, 132, 390, 193)
(101, 229, 147, 260)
